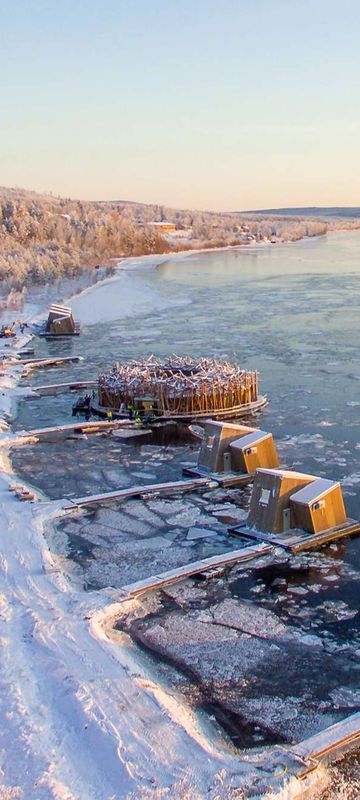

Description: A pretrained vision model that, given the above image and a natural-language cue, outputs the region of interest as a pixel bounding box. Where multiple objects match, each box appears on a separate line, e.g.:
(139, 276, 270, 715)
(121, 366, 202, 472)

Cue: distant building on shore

(147, 221, 177, 233)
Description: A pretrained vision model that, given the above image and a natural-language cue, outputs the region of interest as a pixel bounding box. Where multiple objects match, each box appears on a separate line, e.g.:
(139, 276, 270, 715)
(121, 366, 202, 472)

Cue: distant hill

(242, 207, 360, 218)
(0, 185, 359, 298)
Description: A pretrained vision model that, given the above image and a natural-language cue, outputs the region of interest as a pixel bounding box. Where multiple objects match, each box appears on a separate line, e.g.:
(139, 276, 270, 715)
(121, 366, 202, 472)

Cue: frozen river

(14, 231, 360, 516)
(11, 230, 360, 763)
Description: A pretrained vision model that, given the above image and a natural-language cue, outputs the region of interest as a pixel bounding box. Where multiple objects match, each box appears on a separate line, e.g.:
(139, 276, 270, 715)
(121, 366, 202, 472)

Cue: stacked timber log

(98, 355, 259, 416)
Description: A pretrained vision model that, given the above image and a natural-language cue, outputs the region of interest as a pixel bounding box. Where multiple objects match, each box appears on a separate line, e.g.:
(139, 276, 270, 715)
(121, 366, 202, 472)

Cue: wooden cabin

(247, 469, 317, 534)
(231, 468, 359, 551)
(230, 430, 279, 474)
(44, 305, 80, 336)
(290, 478, 346, 534)
(243, 466, 346, 533)
(185, 421, 279, 489)
(197, 421, 256, 473)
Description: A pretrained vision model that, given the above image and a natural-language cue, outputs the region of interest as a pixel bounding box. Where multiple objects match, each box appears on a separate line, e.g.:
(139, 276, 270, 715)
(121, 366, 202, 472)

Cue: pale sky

(1, 0, 359, 211)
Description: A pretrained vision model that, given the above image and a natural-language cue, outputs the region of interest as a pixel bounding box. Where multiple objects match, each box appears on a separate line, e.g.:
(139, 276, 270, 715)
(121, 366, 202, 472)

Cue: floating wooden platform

(182, 465, 255, 488)
(229, 518, 360, 552)
(31, 380, 97, 396)
(290, 711, 360, 778)
(37, 321, 81, 337)
(120, 543, 273, 598)
(64, 476, 217, 510)
(91, 394, 268, 422)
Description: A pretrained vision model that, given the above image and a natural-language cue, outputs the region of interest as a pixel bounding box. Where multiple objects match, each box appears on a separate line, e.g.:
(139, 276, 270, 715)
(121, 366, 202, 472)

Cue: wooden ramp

(290, 711, 360, 778)
(64, 476, 217, 510)
(230, 519, 360, 552)
(183, 465, 255, 488)
(31, 380, 97, 396)
(120, 543, 273, 598)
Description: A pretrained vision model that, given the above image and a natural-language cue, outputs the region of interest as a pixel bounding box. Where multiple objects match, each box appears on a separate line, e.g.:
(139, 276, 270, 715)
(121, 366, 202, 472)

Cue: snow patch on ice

(66, 271, 183, 326)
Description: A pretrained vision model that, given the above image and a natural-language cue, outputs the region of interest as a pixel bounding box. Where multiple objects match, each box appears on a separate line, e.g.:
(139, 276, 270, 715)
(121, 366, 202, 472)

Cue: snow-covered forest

(0, 186, 354, 293)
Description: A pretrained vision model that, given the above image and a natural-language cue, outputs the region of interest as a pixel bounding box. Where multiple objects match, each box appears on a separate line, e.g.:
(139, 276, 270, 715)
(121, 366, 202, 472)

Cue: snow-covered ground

(0, 255, 347, 799)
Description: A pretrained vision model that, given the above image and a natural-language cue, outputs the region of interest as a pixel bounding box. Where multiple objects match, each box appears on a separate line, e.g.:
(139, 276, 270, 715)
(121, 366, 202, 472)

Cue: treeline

(0, 186, 341, 293)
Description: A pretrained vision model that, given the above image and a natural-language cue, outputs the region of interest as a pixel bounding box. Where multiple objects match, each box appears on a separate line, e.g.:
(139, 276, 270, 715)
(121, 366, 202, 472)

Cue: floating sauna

(39, 305, 81, 337)
(96, 355, 267, 420)
(231, 468, 360, 552)
(183, 420, 279, 486)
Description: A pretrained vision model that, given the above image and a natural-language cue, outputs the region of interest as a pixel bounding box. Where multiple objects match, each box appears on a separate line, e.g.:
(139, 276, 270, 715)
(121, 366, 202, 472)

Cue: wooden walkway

(64, 476, 217, 509)
(183, 465, 255, 488)
(120, 543, 273, 598)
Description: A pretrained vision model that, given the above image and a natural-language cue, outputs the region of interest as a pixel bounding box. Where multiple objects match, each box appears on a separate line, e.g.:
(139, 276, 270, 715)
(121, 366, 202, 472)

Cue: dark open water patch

(116, 560, 360, 749)
(11, 434, 199, 500)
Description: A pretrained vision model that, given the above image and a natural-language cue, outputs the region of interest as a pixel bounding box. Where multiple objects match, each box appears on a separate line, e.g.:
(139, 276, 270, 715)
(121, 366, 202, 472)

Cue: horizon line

(1, 185, 360, 216)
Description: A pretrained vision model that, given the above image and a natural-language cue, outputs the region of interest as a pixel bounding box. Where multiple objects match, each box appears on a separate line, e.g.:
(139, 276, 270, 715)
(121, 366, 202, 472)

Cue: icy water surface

(11, 230, 360, 752)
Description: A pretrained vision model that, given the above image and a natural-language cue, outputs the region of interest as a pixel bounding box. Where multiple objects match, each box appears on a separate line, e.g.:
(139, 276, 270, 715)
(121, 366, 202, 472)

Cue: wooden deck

(64, 476, 218, 510)
(91, 394, 268, 422)
(230, 518, 360, 552)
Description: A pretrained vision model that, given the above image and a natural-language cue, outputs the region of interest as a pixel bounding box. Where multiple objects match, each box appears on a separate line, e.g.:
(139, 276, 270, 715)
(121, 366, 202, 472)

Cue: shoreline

(114, 233, 328, 273)
(64, 232, 329, 327)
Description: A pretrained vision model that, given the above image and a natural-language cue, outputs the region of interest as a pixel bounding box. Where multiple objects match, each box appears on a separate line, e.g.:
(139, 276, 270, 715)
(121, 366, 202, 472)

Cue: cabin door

(223, 452, 232, 472)
(283, 507, 291, 531)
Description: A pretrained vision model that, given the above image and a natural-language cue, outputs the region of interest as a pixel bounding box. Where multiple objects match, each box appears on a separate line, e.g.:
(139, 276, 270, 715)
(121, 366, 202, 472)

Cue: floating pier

(64, 476, 217, 510)
(120, 543, 273, 598)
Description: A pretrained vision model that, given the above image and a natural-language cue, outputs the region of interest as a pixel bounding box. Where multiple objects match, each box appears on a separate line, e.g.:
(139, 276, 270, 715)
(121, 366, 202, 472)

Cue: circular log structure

(97, 355, 266, 420)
